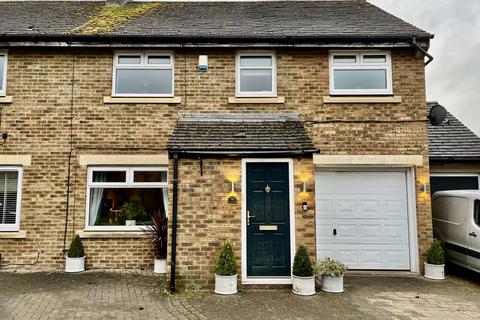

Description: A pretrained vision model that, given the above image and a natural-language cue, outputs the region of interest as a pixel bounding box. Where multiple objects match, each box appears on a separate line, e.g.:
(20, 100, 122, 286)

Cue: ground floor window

(86, 166, 167, 230)
(0, 167, 22, 231)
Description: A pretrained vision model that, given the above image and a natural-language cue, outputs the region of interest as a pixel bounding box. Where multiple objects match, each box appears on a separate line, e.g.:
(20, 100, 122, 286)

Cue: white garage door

(315, 171, 410, 270)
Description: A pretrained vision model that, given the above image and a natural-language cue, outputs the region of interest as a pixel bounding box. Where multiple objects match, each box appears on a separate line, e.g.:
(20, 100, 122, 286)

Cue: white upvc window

(86, 166, 168, 231)
(236, 51, 277, 97)
(0, 167, 23, 232)
(112, 51, 174, 97)
(0, 51, 7, 97)
(329, 51, 393, 95)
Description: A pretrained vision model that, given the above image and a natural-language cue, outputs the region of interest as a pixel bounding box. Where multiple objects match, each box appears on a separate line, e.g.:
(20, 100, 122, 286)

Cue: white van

(432, 190, 480, 273)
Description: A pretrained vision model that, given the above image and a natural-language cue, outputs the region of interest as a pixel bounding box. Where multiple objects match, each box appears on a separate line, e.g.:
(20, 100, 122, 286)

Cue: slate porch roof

(0, 1, 432, 43)
(167, 114, 318, 155)
(427, 102, 480, 161)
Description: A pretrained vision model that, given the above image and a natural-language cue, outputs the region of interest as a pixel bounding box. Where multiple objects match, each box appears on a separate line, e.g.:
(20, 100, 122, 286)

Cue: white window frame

(85, 166, 168, 231)
(0, 166, 23, 232)
(112, 51, 174, 98)
(236, 51, 277, 98)
(329, 50, 393, 96)
(0, 50, 8, 97)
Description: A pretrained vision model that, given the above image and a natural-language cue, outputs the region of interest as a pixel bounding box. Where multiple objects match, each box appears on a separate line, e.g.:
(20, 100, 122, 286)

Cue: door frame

(314, 167, 419, 273)
(241, 158, 296, 285)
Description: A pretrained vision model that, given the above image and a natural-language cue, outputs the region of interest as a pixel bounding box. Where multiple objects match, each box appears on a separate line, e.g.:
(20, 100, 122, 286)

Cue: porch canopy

(167, 114, 318, 156)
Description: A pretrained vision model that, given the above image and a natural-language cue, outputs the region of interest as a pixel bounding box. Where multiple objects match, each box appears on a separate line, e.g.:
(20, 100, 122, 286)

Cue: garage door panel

(316, 172, 406, 195)
(316, 196, 407, 219)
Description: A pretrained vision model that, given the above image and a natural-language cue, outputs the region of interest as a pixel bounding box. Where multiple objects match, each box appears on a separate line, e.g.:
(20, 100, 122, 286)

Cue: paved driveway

(0, 266, 478, 320)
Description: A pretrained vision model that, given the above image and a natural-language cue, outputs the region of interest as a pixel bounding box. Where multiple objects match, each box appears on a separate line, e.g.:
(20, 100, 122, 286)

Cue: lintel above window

(236, 51, 277, 98)
(112, 51, 174, 98)
(329, 51, 393, 96)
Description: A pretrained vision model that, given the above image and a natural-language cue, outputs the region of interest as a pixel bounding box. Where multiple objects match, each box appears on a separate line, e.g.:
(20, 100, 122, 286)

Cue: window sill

(228, 96, 285, 104)
(103, 96, 182, 104)
(77, 230, 145, 239)
(0, 96, 13, 104)
(0, 230, 27, 239)
(323, 96, 402, 104)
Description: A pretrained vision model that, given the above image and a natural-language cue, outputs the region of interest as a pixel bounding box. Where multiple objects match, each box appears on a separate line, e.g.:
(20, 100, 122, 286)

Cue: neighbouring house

(428, 102, 480, 195)
(0, 0, 434, 289)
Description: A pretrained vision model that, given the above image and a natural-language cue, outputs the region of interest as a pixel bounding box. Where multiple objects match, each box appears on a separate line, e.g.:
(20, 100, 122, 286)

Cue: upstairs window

(329, 51, 392, 95)
(0, 51, 7, 97)
(0, 167, 22, 232)
(236, 52, 277, 97)
(112, 52, 174, 97)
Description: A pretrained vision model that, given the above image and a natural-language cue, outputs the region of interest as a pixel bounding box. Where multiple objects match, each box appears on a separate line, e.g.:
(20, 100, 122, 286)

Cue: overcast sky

(369, 0, 480, 135)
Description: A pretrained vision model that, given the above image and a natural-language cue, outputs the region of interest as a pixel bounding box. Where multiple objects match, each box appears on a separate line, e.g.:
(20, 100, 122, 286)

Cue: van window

(475, 200, 480, 227)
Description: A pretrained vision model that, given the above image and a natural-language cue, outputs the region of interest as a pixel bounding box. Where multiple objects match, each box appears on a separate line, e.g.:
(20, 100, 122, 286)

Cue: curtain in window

(162, 187, 168, 217)
(0, 171, 18, 226)
(89, 173, 106, 226)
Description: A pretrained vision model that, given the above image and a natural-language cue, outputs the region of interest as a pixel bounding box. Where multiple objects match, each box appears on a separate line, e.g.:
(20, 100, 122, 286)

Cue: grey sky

(370, 0, 480, 135)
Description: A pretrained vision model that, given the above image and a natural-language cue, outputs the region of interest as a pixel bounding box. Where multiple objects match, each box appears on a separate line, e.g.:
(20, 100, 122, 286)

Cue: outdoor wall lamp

(228, 181, 237, 204)
(302, 181, 307, 193)
(420, 183, 428, 193)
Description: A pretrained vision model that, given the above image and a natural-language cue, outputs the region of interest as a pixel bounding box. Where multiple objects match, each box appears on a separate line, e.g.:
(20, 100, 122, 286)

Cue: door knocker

(265, 184, 271, 194)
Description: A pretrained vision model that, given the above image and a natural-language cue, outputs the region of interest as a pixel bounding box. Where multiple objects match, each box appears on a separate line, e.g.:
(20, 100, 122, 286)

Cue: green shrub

(426, 239, 445, 265)
(292, 245, 314, 277)
(214, 241, 238, 276)
(315, 257, 347, 277)
(67, 235, 85, 258)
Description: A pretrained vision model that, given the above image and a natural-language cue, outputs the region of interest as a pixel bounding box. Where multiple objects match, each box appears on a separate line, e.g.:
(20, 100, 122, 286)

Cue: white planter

(154, 258, 167, 274)
(214, 274, 238, 295)
(292, 275, 316, 296)
(424, 262, 445, 280)
(321, 274, 344, 293)
(65, 256, 85, 273)
(125, 220, 136, 226)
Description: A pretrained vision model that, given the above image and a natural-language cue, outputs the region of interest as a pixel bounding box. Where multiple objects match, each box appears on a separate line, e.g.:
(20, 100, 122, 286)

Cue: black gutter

(167, 149, 320, 157)
(169, 152, 179, 293)
(412, 36, 434, 66)
(430, 158, 480, 163)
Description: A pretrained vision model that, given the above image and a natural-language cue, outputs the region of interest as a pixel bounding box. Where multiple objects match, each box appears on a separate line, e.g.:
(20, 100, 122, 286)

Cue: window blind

(0, 170, 19, 227)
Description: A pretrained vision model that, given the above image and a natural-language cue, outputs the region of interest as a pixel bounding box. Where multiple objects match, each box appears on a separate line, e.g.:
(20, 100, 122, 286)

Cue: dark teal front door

(246, 162, 291, 277)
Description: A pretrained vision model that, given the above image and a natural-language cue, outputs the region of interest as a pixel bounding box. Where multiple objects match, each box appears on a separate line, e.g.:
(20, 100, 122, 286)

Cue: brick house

(0, 1, 434, 289)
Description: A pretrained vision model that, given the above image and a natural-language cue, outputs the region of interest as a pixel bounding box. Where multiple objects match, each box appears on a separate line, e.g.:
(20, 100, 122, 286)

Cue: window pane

(475, 200, 480, 227)
(363, 55, 387, 63)
(333, 55, 356, 63)
(134, 171, 167, 183)
(0, 55, 4, 91)
(334, 69, 387, 90)
(115, 69, 173, 95)
(240, 56, 272, 67)
(240, 69, 273, 92)
(88, 187, 167, 226)
(0, 171, 18, 225)
(118, 55, 141, 64)
(148, 56, 171, 64)
(92, 171, 126, 183)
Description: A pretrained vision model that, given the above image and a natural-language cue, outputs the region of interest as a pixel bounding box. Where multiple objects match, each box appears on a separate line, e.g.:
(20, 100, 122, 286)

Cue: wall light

(302, 181, 307, 193)
(228, 181, 237, 204)
(420, 183, 428, 193)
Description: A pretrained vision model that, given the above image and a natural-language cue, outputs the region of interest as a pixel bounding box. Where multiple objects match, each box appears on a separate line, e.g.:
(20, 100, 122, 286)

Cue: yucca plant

(143, 209, 168, 259)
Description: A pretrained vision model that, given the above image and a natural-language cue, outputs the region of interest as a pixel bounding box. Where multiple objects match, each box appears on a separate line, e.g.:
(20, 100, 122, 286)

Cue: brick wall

(0, 48, 431, 284)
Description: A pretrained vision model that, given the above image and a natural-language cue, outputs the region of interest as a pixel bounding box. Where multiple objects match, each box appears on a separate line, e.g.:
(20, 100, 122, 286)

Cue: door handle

(247, 210, 256, 226)
(469, 232, 477, 238)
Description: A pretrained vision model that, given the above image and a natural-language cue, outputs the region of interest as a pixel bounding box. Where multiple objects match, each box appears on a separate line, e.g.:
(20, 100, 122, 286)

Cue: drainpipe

(412, 37, 434, 66)
(169, 152, 179, 292)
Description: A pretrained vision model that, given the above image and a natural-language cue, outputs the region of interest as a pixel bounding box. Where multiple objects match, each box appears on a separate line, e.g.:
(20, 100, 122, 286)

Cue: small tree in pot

(424, 239, 445, 280)
(144, 209, 168, 274)
(65, 235, 85, 273)
(292, 245, 315, 296)
(315, 257, 347, 293)
(214, 241, 238, 295)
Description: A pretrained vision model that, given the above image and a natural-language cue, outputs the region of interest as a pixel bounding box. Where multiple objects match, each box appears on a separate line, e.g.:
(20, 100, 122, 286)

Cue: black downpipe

(170, 153, 179, 292)
(412, 37, 434, 66)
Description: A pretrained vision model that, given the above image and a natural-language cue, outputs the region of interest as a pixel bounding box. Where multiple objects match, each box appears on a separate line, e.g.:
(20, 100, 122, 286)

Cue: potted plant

(214, 241, 238, 295)
(144, 209, 168, 274)
(292, 245, 315, 296)
(315, 257, 347, 293)
(424, 239, 445, 280)
(122, 195, 145, 226)
(65, 235, 85, 273)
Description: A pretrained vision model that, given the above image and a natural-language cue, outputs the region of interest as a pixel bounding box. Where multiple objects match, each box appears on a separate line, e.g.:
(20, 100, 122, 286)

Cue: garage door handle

(469, 232, 477, 238)
(333, 229, 337, 236)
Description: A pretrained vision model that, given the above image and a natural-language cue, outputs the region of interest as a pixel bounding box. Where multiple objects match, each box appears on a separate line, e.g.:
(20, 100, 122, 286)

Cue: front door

(246, 162, 291, 277)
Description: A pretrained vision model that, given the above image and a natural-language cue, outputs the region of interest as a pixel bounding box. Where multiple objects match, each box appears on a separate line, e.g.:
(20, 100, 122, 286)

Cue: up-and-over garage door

(315, 171, 410, 270)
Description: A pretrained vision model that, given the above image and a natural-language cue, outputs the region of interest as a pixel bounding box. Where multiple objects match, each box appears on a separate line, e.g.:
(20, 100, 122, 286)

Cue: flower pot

(292, 275, 316, 296)
(65, 256, 85, 273)
(125, 220, 136, 226)
(321, 274, 344, 293)
(214, 274, 237, 295)
(154, 258, 167, 274)
(424, 262, 445, 280)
